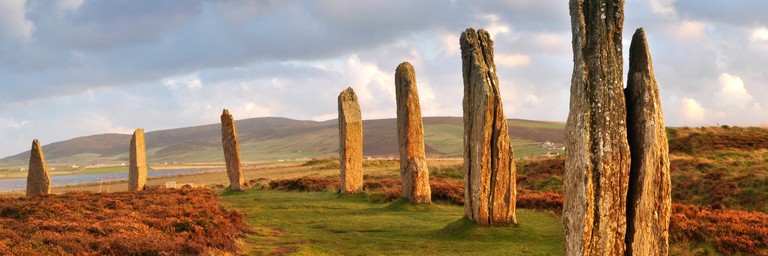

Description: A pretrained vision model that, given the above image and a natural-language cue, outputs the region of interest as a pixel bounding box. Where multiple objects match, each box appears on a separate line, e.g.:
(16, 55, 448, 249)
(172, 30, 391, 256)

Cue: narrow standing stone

(563, 0, 630, 255)
(26, 139, 50, 196)
(221, 109, 245, 191)
(624, 28, 671, 256)
(460, 28, 516, 226)
(338, 87, 363, 194)
(395, 62, 431, 203)
(128, 128, 147, 191)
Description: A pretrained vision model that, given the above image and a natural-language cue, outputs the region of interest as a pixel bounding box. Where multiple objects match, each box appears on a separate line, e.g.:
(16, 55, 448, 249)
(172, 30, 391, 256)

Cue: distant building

(541, 140, 556, 149)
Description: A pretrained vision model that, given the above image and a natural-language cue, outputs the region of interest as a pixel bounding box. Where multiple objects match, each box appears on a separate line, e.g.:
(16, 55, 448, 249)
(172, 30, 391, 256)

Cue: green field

(424, 124, 563, 158)
(76, 165, 129, 174)
(424, 124, 464, 155)
(508, 119, 565, 129)
(219, 189, 564, 255)
(0, 166, 79, 178)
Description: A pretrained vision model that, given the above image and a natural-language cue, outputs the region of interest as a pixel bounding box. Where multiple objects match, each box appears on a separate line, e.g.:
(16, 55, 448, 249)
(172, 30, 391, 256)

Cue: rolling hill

(0, 117, 565, 166)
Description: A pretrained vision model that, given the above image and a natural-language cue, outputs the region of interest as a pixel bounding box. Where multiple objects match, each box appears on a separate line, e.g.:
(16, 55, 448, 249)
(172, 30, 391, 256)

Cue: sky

(1, 0, 767, 158)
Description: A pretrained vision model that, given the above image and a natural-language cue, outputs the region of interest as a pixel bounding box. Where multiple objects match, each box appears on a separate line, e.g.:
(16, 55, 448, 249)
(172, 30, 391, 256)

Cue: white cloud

(0, 0, 35, 40)
(235, 102, 272, 117)
(416, 81, 439, 116)
(718, 73, 748, 95)
(479, 14, 511, 39)
(0, 118, 28, 129)
(668, 21, 706, 40)
(78, 113, 133, 134)
(342, 55, 394, 118)
(186, 78, 203, 90)
(716, 73, 753, 107)
(523, 94, 542, 106)
(681, 97, 705, 122)
(163, 75, 203, 91)
(440, 34, 460, 56)
(496, 54, 531, 68)
(751, 27, 768, 43)
(649, 0, 676, 16)
(271, 77, 282, 88)
(531, 32, 570, 54)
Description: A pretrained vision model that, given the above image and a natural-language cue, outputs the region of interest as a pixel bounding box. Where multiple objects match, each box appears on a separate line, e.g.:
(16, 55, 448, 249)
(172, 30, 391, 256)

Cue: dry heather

(668, 126, 768, 153)
(269, 176, 768, 255)
(269, 177, 563, 213)
(671, 203, 768, 255)
(0, 188, 251, 255)
(516, 153, 768, 213)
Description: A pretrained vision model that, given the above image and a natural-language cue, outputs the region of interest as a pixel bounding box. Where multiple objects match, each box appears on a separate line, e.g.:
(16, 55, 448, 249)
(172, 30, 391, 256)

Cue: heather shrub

(0, 188, 251, 255)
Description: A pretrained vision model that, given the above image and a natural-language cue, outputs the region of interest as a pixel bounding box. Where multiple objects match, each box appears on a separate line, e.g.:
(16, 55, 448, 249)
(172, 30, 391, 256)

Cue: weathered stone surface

(338, 87, 363, 194)
(563, 0, 630, 255)
(624, 28, 671, 256)
(460, 28, 516, 226)
(221, 109, 245, 191)
(395, 62, 432, 203)
(128, 128, 147, 191)
(26, 139, 50, 197)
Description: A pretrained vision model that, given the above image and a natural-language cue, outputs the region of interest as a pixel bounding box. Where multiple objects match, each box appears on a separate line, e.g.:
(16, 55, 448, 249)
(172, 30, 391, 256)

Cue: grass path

(219, 189, 564, 255)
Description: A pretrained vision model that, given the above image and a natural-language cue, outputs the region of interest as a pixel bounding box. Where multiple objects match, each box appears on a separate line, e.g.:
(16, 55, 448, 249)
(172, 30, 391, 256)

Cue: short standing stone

(26, 139, 50, 197)
(338, 87, 363, 194)
(221, 109, 245, 191)
(128, 128, 148, 191)
(563, 1, 630, 255)
(395, 62, 431, 203)
(624, 28, 671, 256)
(460, 28, 517, 226)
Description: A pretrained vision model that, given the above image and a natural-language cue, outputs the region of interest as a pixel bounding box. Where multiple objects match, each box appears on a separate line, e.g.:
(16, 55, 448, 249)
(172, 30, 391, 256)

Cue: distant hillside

(0, 117, 565, 166)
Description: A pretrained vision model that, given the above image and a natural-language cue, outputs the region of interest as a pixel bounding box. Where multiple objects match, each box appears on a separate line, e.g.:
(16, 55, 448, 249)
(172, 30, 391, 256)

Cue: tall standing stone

(128, 128, 147, 191)
(624, 28, 671, 256)
(338, 87, 363, 194)
(460, 28, 516, 226)
(221, 109, 245, 191)
(563, 0, 630, 255)
(395, 62, 431, 203)
(26, 139, 50, 197)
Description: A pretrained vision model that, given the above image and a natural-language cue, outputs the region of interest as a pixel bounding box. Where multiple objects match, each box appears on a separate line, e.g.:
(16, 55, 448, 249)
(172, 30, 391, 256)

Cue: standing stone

(221, 109, 245, 191)
(624, 28, 671, 256)
(26, 139, 50, 197)
(395, 62, 431, 203)
(460, 28, 516, 226)
(128, 128, 147, 191)
(338, 87, 363, 194)
(563, 1, 630, 255)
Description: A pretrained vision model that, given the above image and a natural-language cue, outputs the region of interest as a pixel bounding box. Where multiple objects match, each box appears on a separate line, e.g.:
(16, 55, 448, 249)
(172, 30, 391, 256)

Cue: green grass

(0, 167, 78, 178)
(424, 124, 564, 158)
(78, 166, 129, 174)
(0, 168, 29, 178)
(508, 119, 565, 129)
(219, 189, 564, 255)
(512, 139, 564, 158)
(424, 124, 465, 156)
